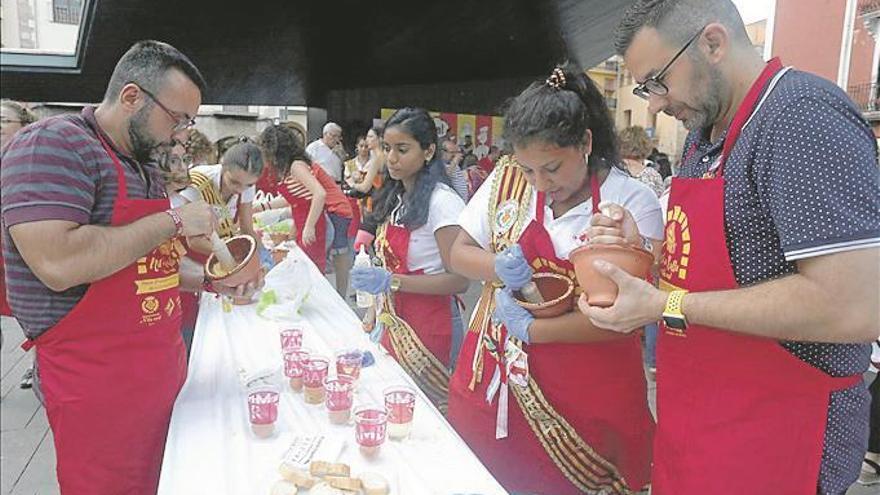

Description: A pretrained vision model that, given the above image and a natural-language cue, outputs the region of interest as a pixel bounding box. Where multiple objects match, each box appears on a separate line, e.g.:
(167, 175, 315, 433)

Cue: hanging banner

(380, 108, 504, 150)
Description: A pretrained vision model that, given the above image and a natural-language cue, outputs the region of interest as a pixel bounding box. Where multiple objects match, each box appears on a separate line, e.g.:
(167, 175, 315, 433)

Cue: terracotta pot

(271, 248, 289, 264)
(569, 244, 653, 307)
(205, 235, 261, 288)
(513, 272, 575, 319)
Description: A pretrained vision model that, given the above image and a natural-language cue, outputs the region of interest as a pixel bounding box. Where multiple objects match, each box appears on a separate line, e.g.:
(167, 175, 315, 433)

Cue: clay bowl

(569, 244, 653, 307)
(205, 235, 261, 289)
(513, 272, 575, 319)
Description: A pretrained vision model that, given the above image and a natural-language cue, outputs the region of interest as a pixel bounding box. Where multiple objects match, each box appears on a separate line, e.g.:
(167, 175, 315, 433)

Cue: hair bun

(545, 67, 567, 90)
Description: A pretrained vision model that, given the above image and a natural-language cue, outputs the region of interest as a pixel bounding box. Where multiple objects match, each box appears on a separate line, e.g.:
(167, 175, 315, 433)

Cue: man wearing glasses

(576, 0, 880, 493)
(1, 40, 262, 493)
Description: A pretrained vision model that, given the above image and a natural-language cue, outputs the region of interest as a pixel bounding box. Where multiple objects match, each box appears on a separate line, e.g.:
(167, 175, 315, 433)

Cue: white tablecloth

(158, 246, 508, 495)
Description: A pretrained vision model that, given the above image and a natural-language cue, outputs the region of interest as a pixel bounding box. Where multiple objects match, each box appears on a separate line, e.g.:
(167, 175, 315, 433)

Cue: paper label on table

(311, 436, 345, 464)
(282, 436, 324, 468)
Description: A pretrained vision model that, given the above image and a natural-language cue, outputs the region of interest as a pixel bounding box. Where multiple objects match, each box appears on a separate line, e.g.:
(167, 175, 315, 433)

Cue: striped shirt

(280, 163, 352, 218)
(0, 107, 166, 339)
(447, 164, 470, 200)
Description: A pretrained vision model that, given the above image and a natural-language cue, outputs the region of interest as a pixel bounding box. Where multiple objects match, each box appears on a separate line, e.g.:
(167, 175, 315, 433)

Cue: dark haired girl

(177, 140, 264, 333)
(446, 66, 663, 494)
(255, 125, 353, 294)
(351, 108, 469, 411)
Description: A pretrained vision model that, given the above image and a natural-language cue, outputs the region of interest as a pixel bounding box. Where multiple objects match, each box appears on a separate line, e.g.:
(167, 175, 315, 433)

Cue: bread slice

(269, 479, 297, 495)
(278, 462, 317, 488)
(359, 472, 390, 495)
(309, 461, 351, 477)
(309, 481, 347, 495)
(324, 475, 362, 492)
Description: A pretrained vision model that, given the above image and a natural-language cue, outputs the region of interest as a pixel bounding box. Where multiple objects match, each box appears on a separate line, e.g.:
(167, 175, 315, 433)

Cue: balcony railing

(848, 82, 880, 113)
(52, 0, 82, 25)
(859, 0, 880, 16)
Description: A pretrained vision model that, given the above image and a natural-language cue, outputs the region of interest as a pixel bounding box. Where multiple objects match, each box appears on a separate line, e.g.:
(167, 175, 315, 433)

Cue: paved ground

(1, 276, 876, 494)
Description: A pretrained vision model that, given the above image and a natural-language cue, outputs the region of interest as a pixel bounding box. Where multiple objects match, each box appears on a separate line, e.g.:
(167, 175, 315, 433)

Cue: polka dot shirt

(680, 69, 879, 494)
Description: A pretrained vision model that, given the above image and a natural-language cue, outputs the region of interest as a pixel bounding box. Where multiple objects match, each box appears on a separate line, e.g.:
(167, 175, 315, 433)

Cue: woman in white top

(177, 141, 263, 339)
(446, 66, 663, 495)
(350, 108, 469, 411)
(179, 140, 262, 255)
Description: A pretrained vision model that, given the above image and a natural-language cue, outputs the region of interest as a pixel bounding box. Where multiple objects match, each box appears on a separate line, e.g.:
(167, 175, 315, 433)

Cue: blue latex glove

(257, 244, 275, 270)
(351, 265, 393, 294)
(361, 351, 376, 367)
(494, 244, 533, 290)
(494, 288, 534, 344)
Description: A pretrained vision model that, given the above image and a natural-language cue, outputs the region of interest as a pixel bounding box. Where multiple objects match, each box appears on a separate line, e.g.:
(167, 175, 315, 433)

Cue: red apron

(448, 178, 654, 494)
(24, 133, 188, 494)
(278, 173, 328, 272)
(379, 222, 454, 367)
(654, 58, 861, 494)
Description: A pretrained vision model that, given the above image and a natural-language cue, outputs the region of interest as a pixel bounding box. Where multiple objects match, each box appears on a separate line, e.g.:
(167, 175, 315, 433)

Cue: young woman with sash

(177, 141, 263, 339)
(446, 66, 664, 495)
(350, 108, 469, 411)
(255, 125, 353, 285)
(180, 140, 263, 253)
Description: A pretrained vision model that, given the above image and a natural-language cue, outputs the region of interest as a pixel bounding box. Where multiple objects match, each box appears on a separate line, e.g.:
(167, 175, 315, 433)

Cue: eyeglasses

(160, 152, 194, 170)
(131, 83, 196, 132)
(633, 25, 707, 100)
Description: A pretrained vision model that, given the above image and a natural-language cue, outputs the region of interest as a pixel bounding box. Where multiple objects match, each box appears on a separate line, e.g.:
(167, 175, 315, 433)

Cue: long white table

(158, 246, 508, 495)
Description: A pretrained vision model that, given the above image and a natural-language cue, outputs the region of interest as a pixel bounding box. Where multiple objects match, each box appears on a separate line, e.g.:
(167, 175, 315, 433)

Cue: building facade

(1, 0, 81, 52)
(769, 0, 880, 138)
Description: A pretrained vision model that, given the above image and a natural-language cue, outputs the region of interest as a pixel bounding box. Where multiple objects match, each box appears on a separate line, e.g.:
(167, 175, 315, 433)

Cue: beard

(128, 105, 162, 164)
(681, 57, 726, 132)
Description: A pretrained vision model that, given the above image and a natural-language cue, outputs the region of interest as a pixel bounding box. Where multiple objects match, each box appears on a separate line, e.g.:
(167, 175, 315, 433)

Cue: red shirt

(280, 163, 353, 218)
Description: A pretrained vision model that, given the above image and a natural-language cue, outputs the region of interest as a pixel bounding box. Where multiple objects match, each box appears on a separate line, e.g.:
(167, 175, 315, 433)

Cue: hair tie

(545, 67, 566, 90)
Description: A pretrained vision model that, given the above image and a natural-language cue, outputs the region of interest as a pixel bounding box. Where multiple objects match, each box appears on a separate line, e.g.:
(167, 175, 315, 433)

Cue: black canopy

(1, 0, 632, 115)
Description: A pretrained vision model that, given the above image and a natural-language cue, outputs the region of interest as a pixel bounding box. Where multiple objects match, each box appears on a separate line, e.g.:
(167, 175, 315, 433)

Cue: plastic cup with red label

(354, 407, 388, 457)
(302, 356, 330, 404)
(283, 348, 310, 392)
(384, 385, 416, 440)
(335, 349, 364, 381)
(247, 383, 280, 438)
(324, 376, 355, 424)
(279, 327, 303, 353)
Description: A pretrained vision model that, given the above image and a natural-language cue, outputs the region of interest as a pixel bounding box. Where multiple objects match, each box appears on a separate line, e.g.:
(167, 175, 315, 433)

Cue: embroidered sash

(470, 158, 633, 494)
(190, 171, 239, 239)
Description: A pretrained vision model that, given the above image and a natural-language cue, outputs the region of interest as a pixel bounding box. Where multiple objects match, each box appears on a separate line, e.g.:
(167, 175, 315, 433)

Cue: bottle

(354, 246, 374, 308)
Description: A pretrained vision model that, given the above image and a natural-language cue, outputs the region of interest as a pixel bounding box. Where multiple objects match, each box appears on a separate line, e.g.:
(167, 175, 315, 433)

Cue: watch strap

(664, 290, 687, 317)
(389, 275, 402, 292)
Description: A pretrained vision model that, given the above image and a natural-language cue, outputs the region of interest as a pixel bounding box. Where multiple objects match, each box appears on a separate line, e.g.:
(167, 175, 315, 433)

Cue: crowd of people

(1, 0, 879, 494)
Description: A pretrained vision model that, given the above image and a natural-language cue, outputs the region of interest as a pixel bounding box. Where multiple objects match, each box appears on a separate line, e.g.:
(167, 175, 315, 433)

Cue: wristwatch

(389, 275, 402, 293)
(662, 290, 688, 331)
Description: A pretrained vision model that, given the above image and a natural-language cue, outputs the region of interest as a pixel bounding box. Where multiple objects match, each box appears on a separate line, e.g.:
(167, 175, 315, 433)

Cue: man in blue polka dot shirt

(577, 0, 880, 494)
